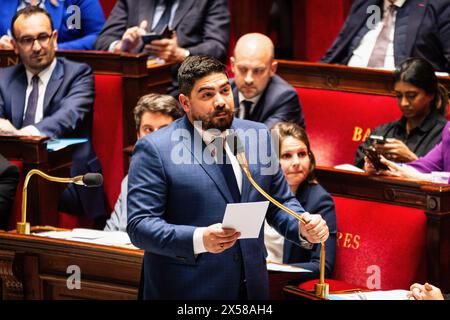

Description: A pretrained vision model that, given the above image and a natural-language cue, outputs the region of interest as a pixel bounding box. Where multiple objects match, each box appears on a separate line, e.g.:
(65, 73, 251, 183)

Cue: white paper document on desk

(34, 228, 134, 246)
(328, 289, 409, 300)
(222, 201, 269, 239)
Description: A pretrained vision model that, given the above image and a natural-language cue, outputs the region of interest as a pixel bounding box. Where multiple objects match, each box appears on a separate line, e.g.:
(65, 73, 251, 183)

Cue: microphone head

(82, 173, 103, 187)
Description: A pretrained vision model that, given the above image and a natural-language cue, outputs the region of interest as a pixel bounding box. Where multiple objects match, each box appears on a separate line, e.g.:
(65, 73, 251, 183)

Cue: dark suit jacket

(321, 0, 450, 73)
(127, 116, 306, 299)
(282, 182, 337, 282)
(94, 0, 230, 95)
(0, 154, 19, 229)
(0, 0, 105, 50)
(231, 75, 305, 129)
(0, 58, 106, 219)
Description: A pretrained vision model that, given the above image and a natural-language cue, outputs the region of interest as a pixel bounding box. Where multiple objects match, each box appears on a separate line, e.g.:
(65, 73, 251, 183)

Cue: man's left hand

(299, 212, 329, 243)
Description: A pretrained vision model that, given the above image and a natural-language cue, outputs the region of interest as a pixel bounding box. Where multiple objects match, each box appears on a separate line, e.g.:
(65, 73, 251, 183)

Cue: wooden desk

(0, 230, 143, 300)
(314, 166, 450, 292)
(0, 230, 299, 300)
(277, 60, 450, 96)
(0, 136, 73, 227)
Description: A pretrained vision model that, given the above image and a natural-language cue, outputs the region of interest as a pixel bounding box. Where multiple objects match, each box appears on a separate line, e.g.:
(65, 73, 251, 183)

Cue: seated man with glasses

(0, 6, 107, 223)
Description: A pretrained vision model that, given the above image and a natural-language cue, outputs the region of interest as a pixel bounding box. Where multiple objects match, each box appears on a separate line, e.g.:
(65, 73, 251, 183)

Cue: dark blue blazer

(0, 58, 106, 219)
(282, 182, 337, 282)
(127, 116, 306, 299)
(0, 0, 105, 50)
(231, 75, 305, 130)
(321, 0, 450, 73)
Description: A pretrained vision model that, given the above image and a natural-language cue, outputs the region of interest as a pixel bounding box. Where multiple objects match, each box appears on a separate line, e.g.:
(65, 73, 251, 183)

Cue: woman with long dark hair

(355, 57, 448, 168)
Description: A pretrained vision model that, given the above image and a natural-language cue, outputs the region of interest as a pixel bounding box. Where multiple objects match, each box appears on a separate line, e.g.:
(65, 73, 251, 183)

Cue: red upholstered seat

(299, 196, 427, 292)
(296, 88, 401, 166)
(57, 74, 124, 228)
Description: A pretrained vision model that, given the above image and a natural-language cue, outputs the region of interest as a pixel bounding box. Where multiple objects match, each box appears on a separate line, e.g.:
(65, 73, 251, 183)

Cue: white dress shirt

(348, 0, 406, 70)
(21, 58, 57, 136)
(192, 126, 243, 254)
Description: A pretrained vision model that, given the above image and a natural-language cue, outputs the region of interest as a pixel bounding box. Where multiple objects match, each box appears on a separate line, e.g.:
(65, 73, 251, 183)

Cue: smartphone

(142, 27, 173, 44)
(369, 135, 386, 145)
(142, 33, 162, 44)
(364, 145, 390, 171)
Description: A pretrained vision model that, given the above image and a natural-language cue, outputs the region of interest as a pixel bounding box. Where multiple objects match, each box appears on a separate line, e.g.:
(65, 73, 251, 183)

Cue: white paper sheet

(222, 201, 269, 239)
(328, 289, 409, 300)
(34, 228, 134, 247)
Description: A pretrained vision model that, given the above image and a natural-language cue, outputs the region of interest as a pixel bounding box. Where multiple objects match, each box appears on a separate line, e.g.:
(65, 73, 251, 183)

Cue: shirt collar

(385, 0, 406, 10)
(396, 110, 440, 134)
(25, 58, 57, 87)
(192, 122, 229, 146)
(238, 91, 261, 106)
(19, 0, 46, 9)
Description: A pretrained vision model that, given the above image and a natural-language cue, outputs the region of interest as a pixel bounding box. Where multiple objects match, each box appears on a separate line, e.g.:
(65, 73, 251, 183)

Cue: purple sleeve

(408, 142, 444, 173)
(408, 122, 450, 173)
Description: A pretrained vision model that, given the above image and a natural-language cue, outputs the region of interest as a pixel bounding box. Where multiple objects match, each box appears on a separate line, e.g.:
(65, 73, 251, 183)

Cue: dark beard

(194, 108, 234, 132)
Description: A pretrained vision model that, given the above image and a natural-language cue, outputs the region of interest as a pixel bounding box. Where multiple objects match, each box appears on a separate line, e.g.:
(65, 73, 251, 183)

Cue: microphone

(73, 172, 104, 187)
(17, 169, 103, 235)
(226, 133, 329, 298)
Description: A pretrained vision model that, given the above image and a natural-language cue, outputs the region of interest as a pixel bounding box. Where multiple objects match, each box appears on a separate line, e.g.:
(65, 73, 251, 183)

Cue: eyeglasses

(17, 33, 52, 49)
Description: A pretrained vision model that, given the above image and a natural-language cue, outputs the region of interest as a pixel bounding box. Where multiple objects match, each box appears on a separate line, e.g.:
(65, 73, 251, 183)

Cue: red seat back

(58, 74, 124, 228)
(296, 88, 401, 166)
(332, 196, 427, 290)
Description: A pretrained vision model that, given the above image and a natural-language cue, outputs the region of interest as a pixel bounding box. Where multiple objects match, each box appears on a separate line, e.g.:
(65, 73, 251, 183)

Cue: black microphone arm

(17, 169, 103, 235)
(225, 132, 329, 298)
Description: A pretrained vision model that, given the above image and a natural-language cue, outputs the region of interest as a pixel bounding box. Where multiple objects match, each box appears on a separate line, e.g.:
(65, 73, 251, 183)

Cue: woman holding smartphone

(265, 122, 337, 282)
(354, 58, 449, 168)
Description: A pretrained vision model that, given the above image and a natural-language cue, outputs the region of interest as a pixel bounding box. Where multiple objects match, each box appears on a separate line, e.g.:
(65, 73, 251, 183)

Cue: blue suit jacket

(321, 0, 450, 73)
(0, 58, 106, 219)
(282, 182, 337, 283)
(127, 116, 305, 299)
(0, 0, 105, 50)
(231, 75, 305, 130)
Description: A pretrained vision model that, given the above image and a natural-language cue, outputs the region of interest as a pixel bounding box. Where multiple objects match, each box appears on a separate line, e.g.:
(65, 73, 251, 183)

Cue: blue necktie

(216, 138, 241, 203)
(23, 75, 39, 127)
(151, 0, 174, 34)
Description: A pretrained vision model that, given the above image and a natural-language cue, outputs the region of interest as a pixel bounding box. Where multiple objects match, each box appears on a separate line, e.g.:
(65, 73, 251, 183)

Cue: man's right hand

(203, 223, 240, 254)
(114, 20, 148, 53)
(0, 35, 14, 50)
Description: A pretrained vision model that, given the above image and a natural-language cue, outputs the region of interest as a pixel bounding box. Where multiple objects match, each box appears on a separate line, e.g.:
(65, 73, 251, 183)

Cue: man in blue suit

(0, 6, 106, 220)
(230, 33, 305, 130)
(0, 0, 105, 50)
(321, 0, 450, 73)
(127, 55, 329, 300)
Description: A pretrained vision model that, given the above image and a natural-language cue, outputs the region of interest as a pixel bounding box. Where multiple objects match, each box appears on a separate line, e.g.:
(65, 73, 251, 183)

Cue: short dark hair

(272, 122, 318, 184)
(133, 93, 184, 131)
(394, 58, 449, 116)
(178, 55, 228, 96)
(11, 6, 54, 39)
